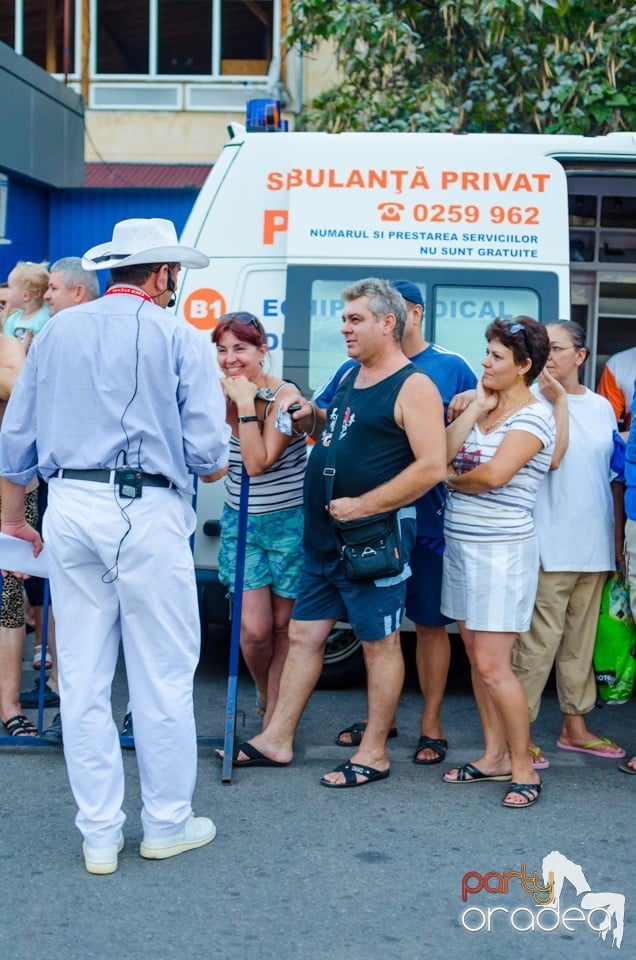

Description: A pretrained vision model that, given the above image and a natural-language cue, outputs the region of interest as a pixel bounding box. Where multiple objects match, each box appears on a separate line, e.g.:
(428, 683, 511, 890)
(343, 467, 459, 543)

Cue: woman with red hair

(212, 312, 306, 726)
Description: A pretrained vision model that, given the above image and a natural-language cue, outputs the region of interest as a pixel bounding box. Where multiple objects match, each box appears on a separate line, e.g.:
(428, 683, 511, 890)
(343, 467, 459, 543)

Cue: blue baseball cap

(392, 279, 424, 308)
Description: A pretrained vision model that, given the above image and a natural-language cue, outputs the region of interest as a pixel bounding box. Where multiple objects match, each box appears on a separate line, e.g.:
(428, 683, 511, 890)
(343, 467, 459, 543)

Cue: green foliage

(287, 0, 636, 134)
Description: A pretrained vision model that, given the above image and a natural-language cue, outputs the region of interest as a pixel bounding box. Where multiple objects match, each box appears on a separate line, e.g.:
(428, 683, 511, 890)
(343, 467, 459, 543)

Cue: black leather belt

(56, 469, 174, 488)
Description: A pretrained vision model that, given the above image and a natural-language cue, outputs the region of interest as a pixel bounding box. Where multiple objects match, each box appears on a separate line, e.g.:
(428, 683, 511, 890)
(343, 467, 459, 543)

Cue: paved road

(2, 636, 634, 960)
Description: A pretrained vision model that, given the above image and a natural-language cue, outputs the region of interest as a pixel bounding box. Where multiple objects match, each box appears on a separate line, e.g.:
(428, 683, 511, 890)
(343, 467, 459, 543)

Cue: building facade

(0, 1, 331, 164)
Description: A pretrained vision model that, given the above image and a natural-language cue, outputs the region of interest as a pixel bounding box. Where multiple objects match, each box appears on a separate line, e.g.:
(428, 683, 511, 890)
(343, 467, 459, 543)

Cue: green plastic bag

(593, 575, 636, 705)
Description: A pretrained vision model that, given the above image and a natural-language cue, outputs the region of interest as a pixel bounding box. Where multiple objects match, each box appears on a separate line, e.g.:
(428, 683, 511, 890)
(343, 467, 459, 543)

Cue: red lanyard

(105, 286, 153, 302)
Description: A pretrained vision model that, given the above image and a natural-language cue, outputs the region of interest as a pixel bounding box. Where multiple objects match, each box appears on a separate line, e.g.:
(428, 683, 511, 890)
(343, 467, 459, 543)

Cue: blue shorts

(218, 504, 304, 598)
(292, 510, 416, 642)
(405, 536, 453, 627)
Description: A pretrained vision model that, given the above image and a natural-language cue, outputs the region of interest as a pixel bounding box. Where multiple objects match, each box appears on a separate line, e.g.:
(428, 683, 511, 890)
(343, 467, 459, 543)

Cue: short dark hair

(110, 261, 178, 287)
(486, 316, 549, 384)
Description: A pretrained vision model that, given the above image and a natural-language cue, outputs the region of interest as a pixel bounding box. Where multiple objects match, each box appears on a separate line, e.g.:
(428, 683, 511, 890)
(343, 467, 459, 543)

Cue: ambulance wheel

(317, 628, 364, 689)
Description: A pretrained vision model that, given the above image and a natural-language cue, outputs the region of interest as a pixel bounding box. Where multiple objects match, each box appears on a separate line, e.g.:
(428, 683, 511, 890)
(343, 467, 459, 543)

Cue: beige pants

(512, 568, 608, 721)
(625, 519, 636, 621)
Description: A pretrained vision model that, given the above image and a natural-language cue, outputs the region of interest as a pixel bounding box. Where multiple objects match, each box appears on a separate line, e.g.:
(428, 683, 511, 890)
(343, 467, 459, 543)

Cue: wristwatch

(238, 415, 259, 423)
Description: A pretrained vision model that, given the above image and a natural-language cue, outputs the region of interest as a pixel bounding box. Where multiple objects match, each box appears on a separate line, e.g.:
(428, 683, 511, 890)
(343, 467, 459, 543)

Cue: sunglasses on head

(506, 320, 524, 335)
(220, 311, 261, 329)
(505, 318, 531, 350)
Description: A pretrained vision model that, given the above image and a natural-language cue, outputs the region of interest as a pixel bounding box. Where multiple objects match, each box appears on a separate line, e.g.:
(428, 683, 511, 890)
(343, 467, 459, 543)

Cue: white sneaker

(139, 815, 216, 860)
(83, 832, 125, 875)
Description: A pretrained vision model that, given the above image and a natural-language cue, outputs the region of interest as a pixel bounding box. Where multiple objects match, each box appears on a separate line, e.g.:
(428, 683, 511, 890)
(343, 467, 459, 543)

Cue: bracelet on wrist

(238, 415, 259, 424)
(445, 472, 460, 485)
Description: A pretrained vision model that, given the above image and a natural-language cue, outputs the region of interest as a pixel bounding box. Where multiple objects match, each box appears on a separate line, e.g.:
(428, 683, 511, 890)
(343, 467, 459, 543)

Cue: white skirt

(441, 536, 539, 633)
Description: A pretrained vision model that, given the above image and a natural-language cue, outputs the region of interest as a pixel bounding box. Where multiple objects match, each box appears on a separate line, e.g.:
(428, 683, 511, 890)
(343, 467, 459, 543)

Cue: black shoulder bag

(323, 381, 404, 582)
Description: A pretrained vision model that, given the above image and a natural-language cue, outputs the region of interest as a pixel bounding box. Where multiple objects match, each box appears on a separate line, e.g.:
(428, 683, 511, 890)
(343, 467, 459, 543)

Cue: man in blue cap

(313, 279, 477, 764)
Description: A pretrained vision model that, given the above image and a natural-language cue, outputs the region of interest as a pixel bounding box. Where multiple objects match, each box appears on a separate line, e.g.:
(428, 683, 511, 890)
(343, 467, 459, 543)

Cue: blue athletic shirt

(613, 378, 636, 521)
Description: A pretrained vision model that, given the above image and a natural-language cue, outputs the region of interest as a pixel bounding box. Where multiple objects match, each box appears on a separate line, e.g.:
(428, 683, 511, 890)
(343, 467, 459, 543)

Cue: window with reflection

(433, 286, 540, 375)
(97, 0, 149, 74)
(307, 280, 353, 392)
(158, 0, 212, 74)
(1, 1, 76, 73)
(0, 7, 16, 51)
(2, 1, 276, 78)
(221, 0, 273, 75)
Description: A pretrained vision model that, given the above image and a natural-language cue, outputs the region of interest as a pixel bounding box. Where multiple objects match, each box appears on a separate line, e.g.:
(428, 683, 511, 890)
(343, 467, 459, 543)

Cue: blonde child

(4, 261, 50, 342)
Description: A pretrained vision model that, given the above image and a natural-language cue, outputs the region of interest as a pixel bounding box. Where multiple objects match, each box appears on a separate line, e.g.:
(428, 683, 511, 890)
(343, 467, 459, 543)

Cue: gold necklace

(480, 398, 531, 434)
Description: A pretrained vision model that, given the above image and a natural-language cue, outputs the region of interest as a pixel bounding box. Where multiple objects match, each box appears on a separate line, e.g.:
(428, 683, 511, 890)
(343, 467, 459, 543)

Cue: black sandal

(3, 714, 37, 737)
(502, 781, 542, 808)
(413, 735, 448, 765)
(320, 760, 390, 788)
(334, 721, 398, 747)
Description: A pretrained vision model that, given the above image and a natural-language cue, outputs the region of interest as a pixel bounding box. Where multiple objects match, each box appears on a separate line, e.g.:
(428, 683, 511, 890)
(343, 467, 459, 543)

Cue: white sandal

(32, 644, 52, 670)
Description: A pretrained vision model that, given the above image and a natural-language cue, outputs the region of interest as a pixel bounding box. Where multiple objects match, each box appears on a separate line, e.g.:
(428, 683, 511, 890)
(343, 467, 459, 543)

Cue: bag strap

(323, 374, 356, 504)
(263, 381, 293, 419)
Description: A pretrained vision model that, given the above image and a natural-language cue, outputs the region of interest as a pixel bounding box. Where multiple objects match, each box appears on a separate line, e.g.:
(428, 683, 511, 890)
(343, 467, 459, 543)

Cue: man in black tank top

(223, 278, 447, 788)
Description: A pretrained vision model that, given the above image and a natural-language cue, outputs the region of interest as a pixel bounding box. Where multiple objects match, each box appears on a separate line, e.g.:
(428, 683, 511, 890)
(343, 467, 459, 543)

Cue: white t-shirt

(532, 385, 616, 571)
(444, 402, 555, 543)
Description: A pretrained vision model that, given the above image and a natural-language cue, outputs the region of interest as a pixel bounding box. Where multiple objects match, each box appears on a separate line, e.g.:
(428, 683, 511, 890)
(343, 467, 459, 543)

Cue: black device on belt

(56, 468, 173, 498)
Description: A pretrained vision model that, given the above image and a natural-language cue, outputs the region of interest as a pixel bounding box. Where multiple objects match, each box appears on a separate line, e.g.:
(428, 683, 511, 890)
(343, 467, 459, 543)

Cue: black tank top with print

(304, 363, 420, 557)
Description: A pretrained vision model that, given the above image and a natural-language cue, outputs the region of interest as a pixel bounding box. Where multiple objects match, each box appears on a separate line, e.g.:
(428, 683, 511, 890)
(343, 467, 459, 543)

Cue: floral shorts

(218, 504, 304, 598)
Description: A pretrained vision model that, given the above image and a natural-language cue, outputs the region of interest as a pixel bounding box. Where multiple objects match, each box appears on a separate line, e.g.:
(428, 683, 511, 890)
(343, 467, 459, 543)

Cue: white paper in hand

(0, 532, 49, 578)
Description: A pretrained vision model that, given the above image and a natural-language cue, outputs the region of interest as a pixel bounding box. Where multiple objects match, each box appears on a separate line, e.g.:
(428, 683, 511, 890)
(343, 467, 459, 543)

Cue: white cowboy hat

(82, 218, 209, 270)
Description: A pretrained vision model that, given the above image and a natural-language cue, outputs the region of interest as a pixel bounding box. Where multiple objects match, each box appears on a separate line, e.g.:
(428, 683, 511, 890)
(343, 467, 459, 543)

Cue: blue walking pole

(221, 465, 250, 783)
(35, 578, 51, 735)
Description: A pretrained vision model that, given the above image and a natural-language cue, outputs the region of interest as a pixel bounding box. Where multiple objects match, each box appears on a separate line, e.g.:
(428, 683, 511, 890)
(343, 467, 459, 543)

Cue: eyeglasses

(548, 344, 576, 355)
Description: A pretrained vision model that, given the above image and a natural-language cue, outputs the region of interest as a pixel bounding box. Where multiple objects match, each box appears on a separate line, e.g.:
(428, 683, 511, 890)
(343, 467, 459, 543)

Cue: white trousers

(44, 479, 201, 848)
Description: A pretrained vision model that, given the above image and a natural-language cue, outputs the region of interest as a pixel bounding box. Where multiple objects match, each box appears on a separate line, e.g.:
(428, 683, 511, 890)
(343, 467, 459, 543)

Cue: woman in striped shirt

(213, 312, 306, 726)
(441, 317, 555, 809)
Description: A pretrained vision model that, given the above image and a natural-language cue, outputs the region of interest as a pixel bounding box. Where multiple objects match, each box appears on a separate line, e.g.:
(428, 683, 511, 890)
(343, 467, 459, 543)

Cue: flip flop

(320, 760, 390, 788)
(617, 757, 636, 775)
(528, 745, 550, 770)
(413, 735, 448, 765)
(334, 721, 398, 747)
(556, 738, 626, 759)
(443, 762, 512, 783)
(214, 741, 289, 768)
(502, 781, 542, 809)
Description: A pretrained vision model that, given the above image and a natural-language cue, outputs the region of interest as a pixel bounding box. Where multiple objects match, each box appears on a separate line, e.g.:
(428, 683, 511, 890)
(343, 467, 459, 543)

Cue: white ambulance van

(177, 104, 636, 683)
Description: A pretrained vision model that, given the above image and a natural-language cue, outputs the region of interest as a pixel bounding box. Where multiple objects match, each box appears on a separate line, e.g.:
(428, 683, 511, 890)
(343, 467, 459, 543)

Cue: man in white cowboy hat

(0, 218, 230, 874)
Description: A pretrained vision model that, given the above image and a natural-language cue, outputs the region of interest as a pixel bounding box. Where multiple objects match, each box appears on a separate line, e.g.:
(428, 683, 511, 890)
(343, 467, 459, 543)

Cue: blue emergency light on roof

(246, 99, 288, 132)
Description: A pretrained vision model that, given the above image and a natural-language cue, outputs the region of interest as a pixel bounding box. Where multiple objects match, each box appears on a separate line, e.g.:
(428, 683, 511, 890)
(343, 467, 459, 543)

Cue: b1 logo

(183, 288, 227, 330)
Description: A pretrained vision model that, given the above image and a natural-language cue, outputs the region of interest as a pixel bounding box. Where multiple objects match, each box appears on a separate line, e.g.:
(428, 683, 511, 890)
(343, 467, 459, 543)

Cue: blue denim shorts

(292, 509, 416, 642)
(218, 504, 304, 598)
